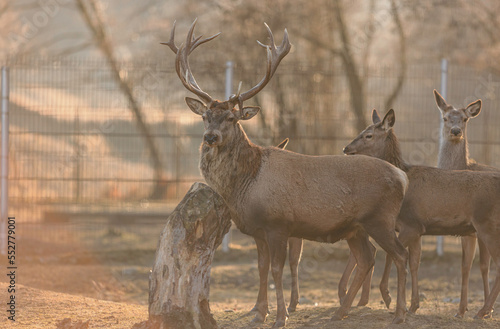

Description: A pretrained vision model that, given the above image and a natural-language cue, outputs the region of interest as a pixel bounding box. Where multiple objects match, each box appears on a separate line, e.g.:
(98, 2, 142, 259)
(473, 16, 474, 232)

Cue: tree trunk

(144, 182, 232, 329)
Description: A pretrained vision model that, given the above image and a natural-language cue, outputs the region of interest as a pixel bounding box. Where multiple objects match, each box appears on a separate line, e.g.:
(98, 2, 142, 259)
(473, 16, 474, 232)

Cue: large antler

(162, 19, 220, 105)
(230, 23, 291, 107)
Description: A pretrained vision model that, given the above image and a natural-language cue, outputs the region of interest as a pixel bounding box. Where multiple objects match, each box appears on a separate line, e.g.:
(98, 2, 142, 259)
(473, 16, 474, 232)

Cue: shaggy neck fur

(199, 122, 263, 207)
(438, 125, 469, 170)
(382, 130, 411, 172)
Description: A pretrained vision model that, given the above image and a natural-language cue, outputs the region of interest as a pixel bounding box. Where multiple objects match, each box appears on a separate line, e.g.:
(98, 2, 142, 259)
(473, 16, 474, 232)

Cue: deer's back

(402, 166, 500, 235)
(241, 149, 408, 240)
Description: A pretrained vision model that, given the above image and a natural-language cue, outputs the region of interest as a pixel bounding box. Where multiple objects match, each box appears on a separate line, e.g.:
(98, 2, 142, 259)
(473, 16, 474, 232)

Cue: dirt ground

(1, 231, 500, 329)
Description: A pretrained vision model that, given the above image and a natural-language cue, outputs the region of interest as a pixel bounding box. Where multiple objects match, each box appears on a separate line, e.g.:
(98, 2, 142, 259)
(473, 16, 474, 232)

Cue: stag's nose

(451, 127, 462, 136)
(204, 133, 219, 145)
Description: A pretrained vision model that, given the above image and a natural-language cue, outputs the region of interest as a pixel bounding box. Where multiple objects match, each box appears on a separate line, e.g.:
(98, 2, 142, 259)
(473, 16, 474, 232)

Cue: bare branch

(384, 0, 407, 110)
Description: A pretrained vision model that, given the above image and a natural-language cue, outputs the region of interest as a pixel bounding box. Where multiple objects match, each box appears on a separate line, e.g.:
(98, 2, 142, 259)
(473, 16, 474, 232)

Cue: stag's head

(343, 109, 395, 159)
(163, 19, 291, 148)
(434, 89, 481, 142)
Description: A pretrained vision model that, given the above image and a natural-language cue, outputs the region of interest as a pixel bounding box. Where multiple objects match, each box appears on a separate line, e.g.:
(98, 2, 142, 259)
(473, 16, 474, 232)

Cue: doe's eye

(365, 134, 373, 139)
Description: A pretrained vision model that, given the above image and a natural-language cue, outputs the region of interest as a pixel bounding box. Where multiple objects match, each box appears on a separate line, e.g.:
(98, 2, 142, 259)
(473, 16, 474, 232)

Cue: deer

(342, 108, 500, 320)
(434, 89, 498, 317)
(163, 19, 410, 327)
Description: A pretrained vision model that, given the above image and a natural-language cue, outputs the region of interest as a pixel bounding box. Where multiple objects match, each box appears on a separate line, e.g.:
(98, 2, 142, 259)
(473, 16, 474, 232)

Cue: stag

(164, 20, 409, 327)
(343, 109, 500, 319)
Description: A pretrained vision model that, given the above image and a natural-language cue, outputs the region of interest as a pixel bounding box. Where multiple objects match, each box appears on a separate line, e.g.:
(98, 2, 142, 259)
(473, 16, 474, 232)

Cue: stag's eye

(365, 134, 373, 139)
(443, 117, 448, 122)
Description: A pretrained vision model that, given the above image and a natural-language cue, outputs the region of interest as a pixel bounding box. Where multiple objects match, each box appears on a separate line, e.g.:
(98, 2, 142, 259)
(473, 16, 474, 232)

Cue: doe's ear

(185, 97, 207, 116)
(372, 109, 381, 124)
(433, 89, 448, 113)
(239, 106, 260, 120)
(381, 109, 396, 130)
(465, 99, 481, 118)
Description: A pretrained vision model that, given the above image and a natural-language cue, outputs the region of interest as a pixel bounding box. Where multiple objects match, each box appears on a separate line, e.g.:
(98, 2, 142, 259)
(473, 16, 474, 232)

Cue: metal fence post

(221, 61, 233, 253)
(1, 67, 9, 256)
(436, 58, 448, 257)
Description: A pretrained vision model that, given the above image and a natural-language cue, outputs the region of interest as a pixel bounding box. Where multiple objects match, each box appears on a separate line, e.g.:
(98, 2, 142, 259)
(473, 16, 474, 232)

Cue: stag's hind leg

(332, 232, 375, 321)
(287, 237, 303, 312)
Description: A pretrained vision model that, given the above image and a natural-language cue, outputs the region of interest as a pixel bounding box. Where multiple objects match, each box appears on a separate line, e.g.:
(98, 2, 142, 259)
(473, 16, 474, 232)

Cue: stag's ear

(465, 99, 481, 118)
(381, 109, 395, 130)
(185, 97, 207, 116)
(433, 89, 448, 113)
(372, 109, 381, 124)
(239, 106, 260, 120)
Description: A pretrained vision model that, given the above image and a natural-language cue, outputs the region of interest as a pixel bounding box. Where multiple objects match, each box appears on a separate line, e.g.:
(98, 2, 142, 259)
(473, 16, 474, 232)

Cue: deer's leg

(332, 232, 374, 321)
(367, 226, 408, 324)
(406, 236, 422, 313)
(339, 252, 357, 305)
(477, 236, 492, 317)
(287, 237, 303, 312)
(251, 236, 270, 323)
(266, 230, 289, 328)
(455, 234, 476, 318)
(474, 229, 500, 320)
(358, 240, 376, 306)
(379, 253, 393, 309)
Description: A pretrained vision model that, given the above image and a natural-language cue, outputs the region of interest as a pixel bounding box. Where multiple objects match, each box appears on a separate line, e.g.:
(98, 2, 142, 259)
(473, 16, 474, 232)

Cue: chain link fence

(3, 55, 500, 253)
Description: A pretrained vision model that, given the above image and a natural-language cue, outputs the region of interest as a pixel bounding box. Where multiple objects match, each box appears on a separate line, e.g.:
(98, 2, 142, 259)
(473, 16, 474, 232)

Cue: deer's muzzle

(203, 132, 221, 146)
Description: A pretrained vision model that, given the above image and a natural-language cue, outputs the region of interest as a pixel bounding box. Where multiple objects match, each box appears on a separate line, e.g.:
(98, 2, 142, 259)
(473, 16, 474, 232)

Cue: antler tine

(235, 23, 291, 104)
(161, 20, 179, 54)
(166, 18, 218, 105)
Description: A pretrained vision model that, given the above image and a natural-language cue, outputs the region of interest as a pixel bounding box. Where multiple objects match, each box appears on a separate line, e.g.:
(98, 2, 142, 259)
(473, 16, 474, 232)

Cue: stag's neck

(383, 130, 411, 172)
(437, 135, 469, 170)
(199, 125, 263, 206)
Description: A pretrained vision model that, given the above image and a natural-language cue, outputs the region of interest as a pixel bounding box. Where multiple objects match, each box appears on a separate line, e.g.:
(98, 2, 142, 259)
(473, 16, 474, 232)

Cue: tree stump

(146, 182, 232, 329)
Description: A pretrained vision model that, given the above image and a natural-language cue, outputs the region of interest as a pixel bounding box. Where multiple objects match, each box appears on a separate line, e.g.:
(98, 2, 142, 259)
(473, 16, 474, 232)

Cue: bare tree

(75, 0, 165, 199)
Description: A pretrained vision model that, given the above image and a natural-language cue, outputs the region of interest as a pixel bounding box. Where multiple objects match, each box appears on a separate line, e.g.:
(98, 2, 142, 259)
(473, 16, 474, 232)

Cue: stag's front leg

(287, 237, 303, 312)
(456, 235, 476, 318)
(266, 230, 289, 328)
(332, 234, 375, 321)
(251, 236, 270, 323)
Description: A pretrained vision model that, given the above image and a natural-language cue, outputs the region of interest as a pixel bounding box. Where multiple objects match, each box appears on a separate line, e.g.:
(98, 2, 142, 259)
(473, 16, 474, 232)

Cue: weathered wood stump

(145, 182, 232, 329)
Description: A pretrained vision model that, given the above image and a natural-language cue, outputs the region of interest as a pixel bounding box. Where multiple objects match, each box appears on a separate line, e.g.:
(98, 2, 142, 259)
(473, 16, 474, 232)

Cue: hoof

(250, 305, 270, 314)
(383, 296, 392, 309)
(392, 315, 405, 324)
(287, 305, 297, 313)
(251, 314, 267, 323)
(454, 312, 465, 319)
(357, 299, 369, 307)
(272, 319, 287, 328)
(474, 308, 492, 320)
(408, 303, 419, 314)
(331, 310, 347, 321)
